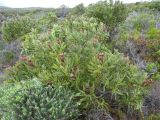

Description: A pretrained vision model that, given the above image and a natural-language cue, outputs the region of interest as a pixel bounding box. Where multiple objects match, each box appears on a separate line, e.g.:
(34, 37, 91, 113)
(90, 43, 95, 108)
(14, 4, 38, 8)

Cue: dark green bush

(149, 0, 160, 11)
(69, 3, 85, 16)
(86, 0, 127, 40)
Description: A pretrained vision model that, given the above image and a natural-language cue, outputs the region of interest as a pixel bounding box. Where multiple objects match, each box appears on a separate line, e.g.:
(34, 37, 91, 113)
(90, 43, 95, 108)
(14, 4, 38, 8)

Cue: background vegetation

(0, 0, 160, 119)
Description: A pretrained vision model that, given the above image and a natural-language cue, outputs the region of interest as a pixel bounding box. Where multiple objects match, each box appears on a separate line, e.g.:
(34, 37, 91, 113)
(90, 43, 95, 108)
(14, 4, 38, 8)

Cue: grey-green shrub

(12, 85, 79, 120)
(0, 79, 42, 119)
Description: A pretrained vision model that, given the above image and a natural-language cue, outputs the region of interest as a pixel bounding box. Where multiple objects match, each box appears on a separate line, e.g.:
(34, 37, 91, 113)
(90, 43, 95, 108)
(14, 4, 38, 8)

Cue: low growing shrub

(9, 16, 148, 117)
(12, 85, 79, 120)
(0, 79, 41, 119)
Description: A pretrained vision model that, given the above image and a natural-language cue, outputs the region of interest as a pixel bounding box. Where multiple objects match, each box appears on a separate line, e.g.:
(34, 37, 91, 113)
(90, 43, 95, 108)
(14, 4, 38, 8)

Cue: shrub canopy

(8, 16, 147, 111)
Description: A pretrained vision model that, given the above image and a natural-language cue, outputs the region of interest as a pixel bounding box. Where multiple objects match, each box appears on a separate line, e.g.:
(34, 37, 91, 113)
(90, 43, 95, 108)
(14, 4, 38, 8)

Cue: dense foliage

(0, 79, 41, 119)
(86, 0, 128, 40)
(7, 16, 149, 119)
(2, 16, 36, 42)
(149, 0, 160, 11)
(37, 12, 58, 32)
(69, 4, 85, 16)
(12, 85, 79, 120)
(0, 0, 160, 119)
